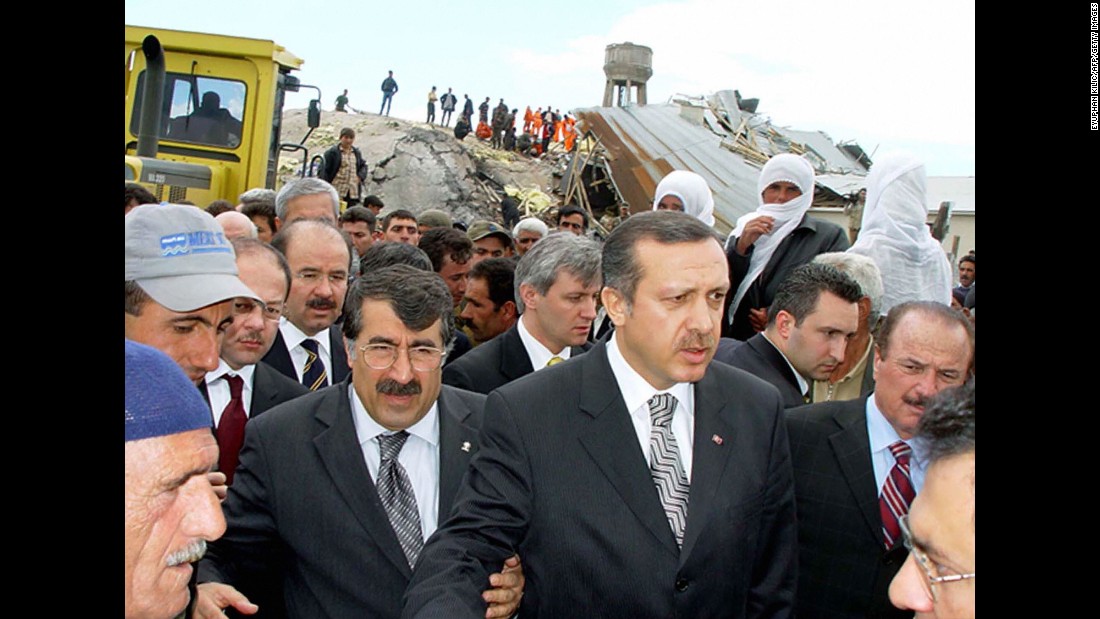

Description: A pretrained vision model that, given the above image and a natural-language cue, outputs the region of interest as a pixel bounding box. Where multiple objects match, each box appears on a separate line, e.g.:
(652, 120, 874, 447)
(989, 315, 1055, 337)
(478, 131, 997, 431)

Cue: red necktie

(879, 440, 915, 549)
(216, 374, 247, 485)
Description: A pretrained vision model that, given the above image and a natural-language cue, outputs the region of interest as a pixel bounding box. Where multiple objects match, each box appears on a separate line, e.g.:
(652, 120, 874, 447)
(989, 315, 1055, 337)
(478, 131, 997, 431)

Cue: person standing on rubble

(440, 88, 458, 127)
(463, 94, 475, 126)
(427, 86, 438, 124)
(491, 99, 508, 149)
(379, 70, 398, 116)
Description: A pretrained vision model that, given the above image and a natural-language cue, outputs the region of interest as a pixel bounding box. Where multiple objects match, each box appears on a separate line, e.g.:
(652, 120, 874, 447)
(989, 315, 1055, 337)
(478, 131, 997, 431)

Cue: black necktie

(300, 338, 328, 391)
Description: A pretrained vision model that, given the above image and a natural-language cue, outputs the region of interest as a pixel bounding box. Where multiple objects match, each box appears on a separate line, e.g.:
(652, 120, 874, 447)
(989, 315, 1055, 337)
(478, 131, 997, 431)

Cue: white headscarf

(847, 152, 952, 314)
(652, 170, 715, 227)
(727, 154, 815, 321)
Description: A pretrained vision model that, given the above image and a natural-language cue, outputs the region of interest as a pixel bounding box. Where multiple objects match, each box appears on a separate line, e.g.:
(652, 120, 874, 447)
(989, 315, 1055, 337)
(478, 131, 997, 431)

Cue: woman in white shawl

(723, 153, 849, 340)
(652, 170, 715, 227)
(847, 152, 952, 315)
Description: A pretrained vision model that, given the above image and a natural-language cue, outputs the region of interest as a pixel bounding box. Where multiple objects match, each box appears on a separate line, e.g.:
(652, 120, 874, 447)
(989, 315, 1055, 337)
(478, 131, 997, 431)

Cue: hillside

(276, 108, 566, 225)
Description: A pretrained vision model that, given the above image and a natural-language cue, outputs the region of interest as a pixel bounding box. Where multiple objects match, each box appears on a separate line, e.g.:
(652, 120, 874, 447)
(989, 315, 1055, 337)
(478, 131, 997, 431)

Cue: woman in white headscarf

(723, 153, 850, 340)
(847, 152, 952, 314)
(652, 170, 715, 227)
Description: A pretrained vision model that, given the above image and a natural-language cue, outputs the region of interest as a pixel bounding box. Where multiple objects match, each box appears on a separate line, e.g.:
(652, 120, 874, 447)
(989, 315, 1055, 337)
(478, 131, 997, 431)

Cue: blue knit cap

(125, 339, 212, 442)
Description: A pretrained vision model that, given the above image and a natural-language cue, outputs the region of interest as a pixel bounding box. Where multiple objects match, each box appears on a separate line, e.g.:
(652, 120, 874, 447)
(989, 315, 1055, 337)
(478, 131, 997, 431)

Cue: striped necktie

(376, 431, 424, 568)
(300, 338, 328, 391)
(879, 440, 915, 549)
(648, 393, 690, 547)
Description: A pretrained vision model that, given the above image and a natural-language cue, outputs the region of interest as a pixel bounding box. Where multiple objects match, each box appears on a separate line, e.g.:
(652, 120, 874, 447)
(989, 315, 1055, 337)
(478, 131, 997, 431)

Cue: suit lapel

(250, 364, 279, 417)
(436, 387, 480, 517)
(576, 345, 680, 557)
(678, 369, 738, 564)
(500, 326, 535, 381)
(827, 398, 883, 542)
(260, 330, 297, 382)
(312, 379, 414, 578)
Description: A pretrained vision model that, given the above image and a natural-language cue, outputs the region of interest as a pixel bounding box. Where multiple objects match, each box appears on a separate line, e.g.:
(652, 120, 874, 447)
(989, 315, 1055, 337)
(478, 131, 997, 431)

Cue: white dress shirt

(606, 333, 696, 481)
(280, 318, 334, 386)
(517, 313, 572, 370)
(866, 396, 926, 496)
(349, 384, 441, 541)
(204, 359, 257, 427)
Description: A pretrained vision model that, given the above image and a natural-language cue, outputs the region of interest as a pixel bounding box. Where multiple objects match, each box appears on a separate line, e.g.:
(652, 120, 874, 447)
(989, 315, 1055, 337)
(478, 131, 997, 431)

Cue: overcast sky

(125, 0, 975, 176)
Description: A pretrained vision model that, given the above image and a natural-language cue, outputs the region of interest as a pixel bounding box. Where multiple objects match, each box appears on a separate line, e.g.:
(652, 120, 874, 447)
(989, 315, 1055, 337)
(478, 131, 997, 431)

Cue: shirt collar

(204, 358, 256, 389)
(518, 314, 571, 369)
(280, 318, 331, 356)
(349, 383, 440, 449)
(606, 332, 693, 416)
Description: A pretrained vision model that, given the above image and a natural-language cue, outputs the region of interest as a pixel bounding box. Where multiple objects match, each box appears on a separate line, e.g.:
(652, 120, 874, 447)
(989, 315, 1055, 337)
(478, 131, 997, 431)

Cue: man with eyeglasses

(261, 220, 354, 390)
(785, 301, 974, 618)
(195, 265, 524, 619)
(889, 380, 974, 618)
(200, 239, 309, 486)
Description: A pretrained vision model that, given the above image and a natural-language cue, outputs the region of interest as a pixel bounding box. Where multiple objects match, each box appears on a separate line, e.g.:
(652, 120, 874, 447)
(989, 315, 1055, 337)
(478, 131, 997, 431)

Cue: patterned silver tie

(376, 431, 424, 567)
(648, 393, 690, 547)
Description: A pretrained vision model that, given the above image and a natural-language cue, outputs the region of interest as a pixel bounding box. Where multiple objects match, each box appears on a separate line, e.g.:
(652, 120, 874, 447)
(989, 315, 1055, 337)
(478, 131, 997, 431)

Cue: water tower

(602, 42, 652, 107)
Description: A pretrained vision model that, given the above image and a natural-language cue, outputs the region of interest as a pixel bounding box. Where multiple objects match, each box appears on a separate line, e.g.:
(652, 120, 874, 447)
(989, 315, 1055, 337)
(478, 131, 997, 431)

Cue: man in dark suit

(201, 239, 309, 485)
(404, 211, 797, 618)
(443, 232, 601, 394)
(196, 265, 523, 619)
(262, 220, 353, 390)
(785, 301, 974, 619)
(719, 263, 861, 408)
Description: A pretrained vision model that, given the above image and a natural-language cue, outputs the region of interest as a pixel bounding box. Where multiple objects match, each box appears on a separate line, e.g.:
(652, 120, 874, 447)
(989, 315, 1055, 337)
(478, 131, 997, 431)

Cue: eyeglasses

(295, 270, 348, 287)
(899, 514, 975, 601)
(232, 299, 284, 322)
(358, 344, 445, 372)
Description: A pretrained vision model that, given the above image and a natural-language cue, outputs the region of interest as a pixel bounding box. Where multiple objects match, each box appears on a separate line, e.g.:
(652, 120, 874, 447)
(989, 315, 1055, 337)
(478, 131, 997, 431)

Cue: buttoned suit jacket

(198, 378, 487, 619)
(719, 333, 806, 408)
(403, 342, 797, 618)
(784, 396, 912, 619)
(441, 323, 591, 394)
(260, 324, 350, 387)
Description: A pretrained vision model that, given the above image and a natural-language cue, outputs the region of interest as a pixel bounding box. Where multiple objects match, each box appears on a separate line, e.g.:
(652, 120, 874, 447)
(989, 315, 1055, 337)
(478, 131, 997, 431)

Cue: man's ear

(774, 309, 796, 340)
(519, 283, 540, 313)
(500, 300, 518, 322)
(602, 286, 628, 327)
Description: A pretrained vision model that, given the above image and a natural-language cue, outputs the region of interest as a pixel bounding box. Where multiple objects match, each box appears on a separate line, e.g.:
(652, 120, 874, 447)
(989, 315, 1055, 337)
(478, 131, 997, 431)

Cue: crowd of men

(125, 160, 975, 619)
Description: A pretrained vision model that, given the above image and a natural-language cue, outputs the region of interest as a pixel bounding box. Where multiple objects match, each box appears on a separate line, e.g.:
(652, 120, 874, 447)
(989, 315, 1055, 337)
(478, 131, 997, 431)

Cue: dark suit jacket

(785, 397, 912, 619)
(198, 379, 487, 619)
(441, 323, 591, 394)
(261, 325, 350, 387)
(403, 342, 797, 618)
(719, 333, 807, 408)
(724, 215, 849, 340)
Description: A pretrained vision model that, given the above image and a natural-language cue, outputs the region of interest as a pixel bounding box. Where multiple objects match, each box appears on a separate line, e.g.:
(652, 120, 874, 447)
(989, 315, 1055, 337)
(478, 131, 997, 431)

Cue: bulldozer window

(131, 73, 247, 149)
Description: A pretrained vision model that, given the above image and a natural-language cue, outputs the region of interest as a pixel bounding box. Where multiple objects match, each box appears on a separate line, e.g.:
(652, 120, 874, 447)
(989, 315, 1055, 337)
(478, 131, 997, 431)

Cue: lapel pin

(712, 434, 724, 446)
(461, 441, 471, 452)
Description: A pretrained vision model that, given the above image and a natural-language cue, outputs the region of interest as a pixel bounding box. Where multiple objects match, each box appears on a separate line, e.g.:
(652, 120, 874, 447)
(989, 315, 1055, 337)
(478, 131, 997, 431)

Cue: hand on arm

(482, 554, 524, 618)
(748, 307, 769, 333)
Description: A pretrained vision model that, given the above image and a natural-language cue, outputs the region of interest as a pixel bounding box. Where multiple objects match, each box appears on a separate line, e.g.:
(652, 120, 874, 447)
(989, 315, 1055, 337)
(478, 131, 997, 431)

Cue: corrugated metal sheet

(574, 103, 872, 236)
(776, 128, 869, 174)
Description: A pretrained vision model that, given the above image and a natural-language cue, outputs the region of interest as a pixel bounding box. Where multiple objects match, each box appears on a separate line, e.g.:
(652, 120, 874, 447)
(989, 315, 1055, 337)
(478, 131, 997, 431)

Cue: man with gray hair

(125, 203, 262, 384)
(196, 265, 523, 619)
(275, 177, 341, 226)
(719, 262, 862, 408)
(442, 232, 600, 394)
(125, 339, 227, 619)
(810, 251, 885, 403)
(512, 216, 549, 256)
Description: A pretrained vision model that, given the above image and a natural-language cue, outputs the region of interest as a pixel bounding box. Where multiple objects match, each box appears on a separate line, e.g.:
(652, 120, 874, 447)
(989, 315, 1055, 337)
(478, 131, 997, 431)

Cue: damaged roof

(574, 95, 871, 236)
